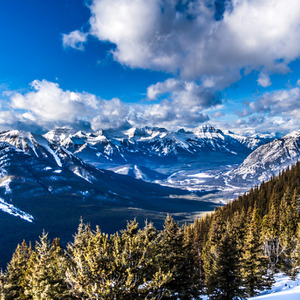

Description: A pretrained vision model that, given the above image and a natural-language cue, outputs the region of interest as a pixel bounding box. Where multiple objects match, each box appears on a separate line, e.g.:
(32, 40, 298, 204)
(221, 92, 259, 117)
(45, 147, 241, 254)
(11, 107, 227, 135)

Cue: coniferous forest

(0, 162, 300, 300)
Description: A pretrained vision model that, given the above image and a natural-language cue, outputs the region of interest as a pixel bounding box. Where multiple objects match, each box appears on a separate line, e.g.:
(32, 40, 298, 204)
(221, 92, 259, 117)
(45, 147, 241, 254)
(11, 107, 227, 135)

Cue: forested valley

(1, 162, 300, 299)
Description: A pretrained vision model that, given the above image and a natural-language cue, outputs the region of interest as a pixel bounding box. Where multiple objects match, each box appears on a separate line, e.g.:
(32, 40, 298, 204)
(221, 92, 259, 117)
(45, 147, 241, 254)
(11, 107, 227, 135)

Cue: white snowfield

(200, 274, 300, 300)
(249, 273, 300, 300)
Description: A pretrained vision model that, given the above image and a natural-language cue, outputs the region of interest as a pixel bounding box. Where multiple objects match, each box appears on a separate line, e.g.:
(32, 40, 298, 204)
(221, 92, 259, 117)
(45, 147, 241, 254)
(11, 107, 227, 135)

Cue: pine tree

(24, 232, 70, 299)
(66, 221, 106, 299)
(3, 240, 31, 299)
(279, 189, 297, 275)
(157, 214, 198, 299)
(0, 269, 6, 300)
(240, 208, 273, 297)
(203, 215, 243, 300)
(261, 191, 281, 273)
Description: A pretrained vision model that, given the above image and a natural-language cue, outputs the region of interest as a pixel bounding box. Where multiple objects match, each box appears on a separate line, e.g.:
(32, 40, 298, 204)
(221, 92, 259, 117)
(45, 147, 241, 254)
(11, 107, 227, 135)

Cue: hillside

(1, 162, 299, 299)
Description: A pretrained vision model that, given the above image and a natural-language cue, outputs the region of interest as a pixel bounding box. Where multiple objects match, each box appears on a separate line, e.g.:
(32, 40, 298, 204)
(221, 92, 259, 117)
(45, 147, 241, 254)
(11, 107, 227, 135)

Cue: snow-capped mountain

(44, 126, 268, 171)
(224, 130, 273, 150)
(0, 129, 220, 267)
(227, 131, 300, 186)
(0, 130, 210, 217)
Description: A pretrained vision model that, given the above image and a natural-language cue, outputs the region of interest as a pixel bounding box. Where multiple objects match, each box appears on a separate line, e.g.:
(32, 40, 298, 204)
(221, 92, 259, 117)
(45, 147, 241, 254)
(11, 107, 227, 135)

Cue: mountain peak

(283, 131, 300, 139)
(193, 125, 224, 138)
(44, 127, 76, 143)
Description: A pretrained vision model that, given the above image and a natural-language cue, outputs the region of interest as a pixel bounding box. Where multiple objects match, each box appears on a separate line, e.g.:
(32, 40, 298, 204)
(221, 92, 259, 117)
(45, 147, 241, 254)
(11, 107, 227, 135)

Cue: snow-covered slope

(200, 273, 300, 300)
(227, 131, 300, 186)
(225, 130, 273, 150)
(44, 126, 268, 171)
(0, 129, 222, 268)
(249, 273, 300, 300)
(111, 164, 168, 182)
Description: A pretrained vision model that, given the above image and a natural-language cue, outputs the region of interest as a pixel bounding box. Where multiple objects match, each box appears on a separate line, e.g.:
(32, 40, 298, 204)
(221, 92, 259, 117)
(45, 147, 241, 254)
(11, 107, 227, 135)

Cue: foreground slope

(1, 162, 299, 299)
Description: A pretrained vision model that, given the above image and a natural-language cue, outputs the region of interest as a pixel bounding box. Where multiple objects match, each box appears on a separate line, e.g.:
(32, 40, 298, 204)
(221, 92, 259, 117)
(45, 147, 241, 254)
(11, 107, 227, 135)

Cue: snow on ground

(249, 273, 300, 300)
(187, 172, 213, 178)
(199, 274, 300, 300)
(0, 197, 34, 223)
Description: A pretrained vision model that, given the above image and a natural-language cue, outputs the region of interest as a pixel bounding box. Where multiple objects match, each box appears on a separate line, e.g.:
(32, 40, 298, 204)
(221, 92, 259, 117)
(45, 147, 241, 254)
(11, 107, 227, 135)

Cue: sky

(1, 0, 300, 135)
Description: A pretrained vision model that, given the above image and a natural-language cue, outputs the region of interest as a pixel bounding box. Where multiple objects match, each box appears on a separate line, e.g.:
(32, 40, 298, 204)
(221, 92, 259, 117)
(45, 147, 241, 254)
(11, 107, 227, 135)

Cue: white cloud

(11, 80, 98, 124)
(232, 87, 300, 134)
(91, 98, 129, 130)
(249, 88, 300, 116)
(147, 78, 221, 109)
(1, 79, 299, 135)
(4, 80, 210, 131)
(62, 30, 88, 51)
(66, 0, 300, 88)
(135, 100, 209, 129)
(59, 0, 300, 135)
(257, 72, 272, 87)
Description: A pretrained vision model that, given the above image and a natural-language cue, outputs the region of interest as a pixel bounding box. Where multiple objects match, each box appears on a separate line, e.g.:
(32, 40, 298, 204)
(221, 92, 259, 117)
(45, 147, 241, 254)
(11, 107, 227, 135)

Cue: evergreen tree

(66, 221, 104, 299)
(157, 214, 198, 299)
(24, 232, 70, 299)
(261, 192, 281, 273)
(2, 240, 31, 299)
(0, 269, 4, 300)
(240, 208, 273, 297)
(203, 215, 243, 300)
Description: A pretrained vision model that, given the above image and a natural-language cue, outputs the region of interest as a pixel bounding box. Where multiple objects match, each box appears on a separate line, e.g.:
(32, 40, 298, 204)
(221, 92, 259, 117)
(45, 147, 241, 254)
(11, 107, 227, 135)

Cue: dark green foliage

(1, 162, 300, 299)
(203, 216, 244, 300)
(240, 208, 273, 297)
(2, 240, 31, 299)
(24, 232, 70, 299)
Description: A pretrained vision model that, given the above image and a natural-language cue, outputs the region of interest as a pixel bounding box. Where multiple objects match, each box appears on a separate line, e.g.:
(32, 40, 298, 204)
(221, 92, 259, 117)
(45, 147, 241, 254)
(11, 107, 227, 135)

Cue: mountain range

(0, 125, 299, 267)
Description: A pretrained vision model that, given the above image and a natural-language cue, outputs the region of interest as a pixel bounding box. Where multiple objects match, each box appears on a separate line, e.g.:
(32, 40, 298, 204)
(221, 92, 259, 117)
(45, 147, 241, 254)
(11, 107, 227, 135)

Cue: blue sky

(1, 0, 300, 135)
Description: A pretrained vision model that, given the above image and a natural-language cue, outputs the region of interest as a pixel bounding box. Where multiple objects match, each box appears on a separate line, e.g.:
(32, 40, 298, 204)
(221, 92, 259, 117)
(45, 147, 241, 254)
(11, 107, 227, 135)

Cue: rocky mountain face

(0, 129, 220, 267)
(227, 131, 300, 187)
(1, 126, 299, 268)
(44, 125, 268, 170)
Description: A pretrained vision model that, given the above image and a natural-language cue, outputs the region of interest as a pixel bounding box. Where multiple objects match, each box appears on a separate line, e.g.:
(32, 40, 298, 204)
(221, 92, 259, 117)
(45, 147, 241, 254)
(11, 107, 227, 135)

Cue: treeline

(0, 162, 300, 299)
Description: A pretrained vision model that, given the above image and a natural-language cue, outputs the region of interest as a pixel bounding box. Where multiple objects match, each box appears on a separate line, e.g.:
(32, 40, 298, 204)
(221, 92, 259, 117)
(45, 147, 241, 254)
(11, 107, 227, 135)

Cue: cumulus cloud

(147, 78, 221, 109)
(249, 88, 300, 116)
(91, 98, 130, 130)
(0, 80, 210, 132)
(2, 79, 299, 134)
(62, 30, 88, 51)
(138, 100, 209, 128)
(65, 0, 300, 88)
(11, 80, 98, 124)
(232, 87, 300, 134)
(257, 72, 272, 87)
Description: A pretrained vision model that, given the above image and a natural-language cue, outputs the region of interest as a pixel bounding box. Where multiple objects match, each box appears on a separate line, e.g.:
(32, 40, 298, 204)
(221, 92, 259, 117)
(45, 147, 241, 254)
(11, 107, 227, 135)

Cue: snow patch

(187, 172, 213, 178)
(250, 273, 300, 300)
(0, 198, 34, 223)
(0, 177, 12, 194)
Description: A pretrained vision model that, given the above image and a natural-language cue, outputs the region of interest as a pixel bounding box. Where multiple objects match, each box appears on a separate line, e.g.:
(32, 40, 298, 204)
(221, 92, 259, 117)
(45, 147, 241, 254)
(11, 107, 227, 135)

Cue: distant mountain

(44, 126, 268, 172)
(227, 131, 300, 186)
(0, 129, 218, 267)
(0, 130, 213, 220)
(224, 130, 273, 150)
